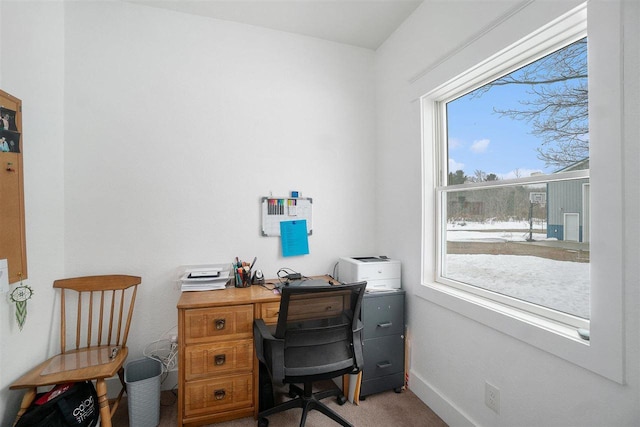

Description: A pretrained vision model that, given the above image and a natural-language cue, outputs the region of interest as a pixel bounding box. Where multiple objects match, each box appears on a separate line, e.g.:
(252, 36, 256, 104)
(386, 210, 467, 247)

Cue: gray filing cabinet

(360, 289, 405, 399)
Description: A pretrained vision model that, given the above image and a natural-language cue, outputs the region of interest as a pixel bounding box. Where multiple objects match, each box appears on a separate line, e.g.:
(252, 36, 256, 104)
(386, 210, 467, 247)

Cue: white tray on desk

(180, 270, 230, 283)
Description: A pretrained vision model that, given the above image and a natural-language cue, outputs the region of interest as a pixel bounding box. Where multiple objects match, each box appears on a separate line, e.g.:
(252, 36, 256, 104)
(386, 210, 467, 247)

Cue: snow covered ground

(448, 220, 542, 231)
(445, 254, 589, 318)
(448, 230, 547, 242)
(444, 220, 590, 319)
(448, 220, 548, 242)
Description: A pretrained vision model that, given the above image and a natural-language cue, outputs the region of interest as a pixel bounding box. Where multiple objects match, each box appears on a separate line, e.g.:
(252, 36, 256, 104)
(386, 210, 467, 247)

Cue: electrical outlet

(485, 382, 500, 414)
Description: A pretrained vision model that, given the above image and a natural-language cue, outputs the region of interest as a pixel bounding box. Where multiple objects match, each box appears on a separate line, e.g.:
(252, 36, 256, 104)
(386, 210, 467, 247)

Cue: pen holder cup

(235, 269, 252, 288)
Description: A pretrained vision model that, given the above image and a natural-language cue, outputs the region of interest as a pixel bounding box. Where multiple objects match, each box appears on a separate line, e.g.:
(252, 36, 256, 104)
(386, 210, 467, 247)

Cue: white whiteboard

(261, 197, 313, 236)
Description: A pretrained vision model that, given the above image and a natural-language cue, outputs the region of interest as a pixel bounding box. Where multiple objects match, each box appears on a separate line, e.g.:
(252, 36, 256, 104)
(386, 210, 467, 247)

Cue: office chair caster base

(258, 417, 269, 427)
(337, 394, 347, 405)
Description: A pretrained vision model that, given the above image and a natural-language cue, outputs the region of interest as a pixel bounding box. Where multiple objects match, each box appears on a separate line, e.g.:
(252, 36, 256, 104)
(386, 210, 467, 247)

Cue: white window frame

(436, 172, 590, 328)
(416, 2, 624, 383)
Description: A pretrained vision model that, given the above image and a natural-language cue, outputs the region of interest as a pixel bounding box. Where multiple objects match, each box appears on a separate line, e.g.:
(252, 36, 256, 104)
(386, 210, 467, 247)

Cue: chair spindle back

(54, 275, 141, 353)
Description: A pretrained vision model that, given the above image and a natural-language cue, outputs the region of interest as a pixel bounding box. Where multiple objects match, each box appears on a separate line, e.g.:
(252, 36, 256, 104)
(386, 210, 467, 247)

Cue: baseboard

(105, 368, 178, 399)
(408, 369, 476, 427)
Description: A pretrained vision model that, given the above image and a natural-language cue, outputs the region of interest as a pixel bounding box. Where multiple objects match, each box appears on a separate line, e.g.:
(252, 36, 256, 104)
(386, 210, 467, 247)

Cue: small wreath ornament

(9, 280, 33, 331)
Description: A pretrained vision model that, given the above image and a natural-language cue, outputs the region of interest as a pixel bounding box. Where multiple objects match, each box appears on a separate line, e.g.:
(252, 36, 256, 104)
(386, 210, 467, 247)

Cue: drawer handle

(214, 389, 226, 400)
(214, 318, 226, 330)
(377, 361, 392, 369)
(326, 306, 333, 311)
(214, 354, 226, 366)
(377, 322, 393, 328)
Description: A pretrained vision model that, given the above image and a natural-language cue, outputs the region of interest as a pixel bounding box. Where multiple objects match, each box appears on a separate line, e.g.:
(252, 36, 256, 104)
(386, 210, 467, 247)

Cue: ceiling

(125, 0, 424, 50)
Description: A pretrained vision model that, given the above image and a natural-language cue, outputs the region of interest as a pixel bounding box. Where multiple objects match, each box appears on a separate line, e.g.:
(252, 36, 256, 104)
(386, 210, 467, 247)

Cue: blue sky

(447, 81, 552, 180)
(446, 37, 588, 181)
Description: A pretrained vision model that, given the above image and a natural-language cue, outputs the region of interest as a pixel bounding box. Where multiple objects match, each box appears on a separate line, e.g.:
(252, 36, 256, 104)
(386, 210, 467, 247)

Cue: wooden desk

(176, 276, 338, 427)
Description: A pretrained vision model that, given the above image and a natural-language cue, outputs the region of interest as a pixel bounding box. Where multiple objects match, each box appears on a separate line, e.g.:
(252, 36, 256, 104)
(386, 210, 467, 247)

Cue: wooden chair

(10, 275, 141, 427)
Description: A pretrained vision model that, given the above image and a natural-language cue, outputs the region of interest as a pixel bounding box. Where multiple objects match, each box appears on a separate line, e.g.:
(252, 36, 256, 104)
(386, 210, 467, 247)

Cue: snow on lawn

(448, 220, 549, 242)
(446, 254, 589, 318)
(448, 220, 538, 230)
(448, 231, 547, 242)
(443, 220, 589, 318)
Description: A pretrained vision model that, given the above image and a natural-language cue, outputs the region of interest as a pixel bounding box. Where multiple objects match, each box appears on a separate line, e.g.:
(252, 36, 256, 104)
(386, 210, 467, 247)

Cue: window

(437, 37, 589, 328)
(418, 2, 626, 383)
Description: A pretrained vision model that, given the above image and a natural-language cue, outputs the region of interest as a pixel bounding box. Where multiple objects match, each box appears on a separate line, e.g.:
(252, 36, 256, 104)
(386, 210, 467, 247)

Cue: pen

(250, 257, 257, 270)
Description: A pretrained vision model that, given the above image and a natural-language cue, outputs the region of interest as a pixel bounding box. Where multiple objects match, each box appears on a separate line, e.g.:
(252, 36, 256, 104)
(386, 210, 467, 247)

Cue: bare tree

(472, 169, 487, 183)
(473, 38, 588, 168)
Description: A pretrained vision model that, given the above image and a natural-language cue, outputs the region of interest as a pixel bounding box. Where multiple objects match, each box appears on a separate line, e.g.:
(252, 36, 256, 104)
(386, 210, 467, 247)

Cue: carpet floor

(112, 383, 448, 426)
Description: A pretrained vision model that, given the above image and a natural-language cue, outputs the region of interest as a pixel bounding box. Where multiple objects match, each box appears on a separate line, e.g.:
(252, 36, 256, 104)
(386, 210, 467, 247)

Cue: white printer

(338, 256, 401, 290)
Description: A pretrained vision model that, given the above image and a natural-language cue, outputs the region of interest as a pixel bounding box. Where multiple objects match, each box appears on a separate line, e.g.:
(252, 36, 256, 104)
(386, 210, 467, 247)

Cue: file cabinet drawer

(184, 304, 253, 344)
(183, 373, 253, 418)
(184, 339, 253, 381)
(362, 334, 405, 380)
(362, 292, 404, 339)
(361, 372, 405, 397)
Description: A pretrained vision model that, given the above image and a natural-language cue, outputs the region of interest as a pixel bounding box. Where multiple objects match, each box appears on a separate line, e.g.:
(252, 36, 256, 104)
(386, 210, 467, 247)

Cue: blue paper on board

(280, 220, 309, 257)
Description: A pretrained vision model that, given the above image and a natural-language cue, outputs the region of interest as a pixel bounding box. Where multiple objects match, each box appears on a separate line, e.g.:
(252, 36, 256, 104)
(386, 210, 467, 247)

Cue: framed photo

(1, 129, 20, 153)
(0, 107, 18, 131)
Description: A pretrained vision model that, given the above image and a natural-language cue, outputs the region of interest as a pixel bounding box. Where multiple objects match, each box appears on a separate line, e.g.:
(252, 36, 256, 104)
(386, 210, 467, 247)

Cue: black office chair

(254, 281, 367, 427)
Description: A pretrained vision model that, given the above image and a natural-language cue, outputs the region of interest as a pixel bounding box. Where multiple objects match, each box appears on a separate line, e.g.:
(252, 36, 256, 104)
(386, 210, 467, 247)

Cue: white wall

(0, 1, 66, 424)
(61, 0, 376, 369)
(0, 0, 376, 421)
(375, 0, 639, 426)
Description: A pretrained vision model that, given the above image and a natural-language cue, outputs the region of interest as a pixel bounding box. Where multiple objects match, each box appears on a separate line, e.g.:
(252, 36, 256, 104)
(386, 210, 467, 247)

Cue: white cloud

(498, 168, 544, 180)
(470, 138, 490, 153)
(448, 138, 462, 150)
(449, 158, 465, 171)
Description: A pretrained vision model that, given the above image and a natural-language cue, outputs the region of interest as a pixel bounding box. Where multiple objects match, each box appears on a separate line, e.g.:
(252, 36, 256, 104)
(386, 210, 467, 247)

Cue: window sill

(418, 281, 588, 344)
(414, 281, 625, 383)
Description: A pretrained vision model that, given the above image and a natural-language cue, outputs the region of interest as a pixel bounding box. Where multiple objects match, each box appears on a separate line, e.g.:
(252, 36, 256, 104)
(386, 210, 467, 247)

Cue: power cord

(143, 338, 178, 374)
(332, 261, 339, 281)
(276, 267, 308, 285)
(258, 281, 279, 291)
(143, 325, 179, 377)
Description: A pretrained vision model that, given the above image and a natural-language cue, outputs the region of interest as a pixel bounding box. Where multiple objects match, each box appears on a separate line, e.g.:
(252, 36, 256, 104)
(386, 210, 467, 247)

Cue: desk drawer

(185, 339, 253, 381)
(290, 293, 346, 321)
(183, 373, 253, 418)
(260, 302, 281, 325)
(184, 305, 253, 344)
(261, 294, 346, 324)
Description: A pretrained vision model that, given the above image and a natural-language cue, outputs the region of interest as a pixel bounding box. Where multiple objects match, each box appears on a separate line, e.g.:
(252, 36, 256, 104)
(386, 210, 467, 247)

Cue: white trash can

(125, 358, 162, 427)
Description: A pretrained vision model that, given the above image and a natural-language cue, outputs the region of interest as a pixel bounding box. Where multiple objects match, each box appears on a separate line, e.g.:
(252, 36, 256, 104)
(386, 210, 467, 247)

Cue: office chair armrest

(253, 319, 273, 363)
(254, 319, 285, 384)
(352, 323, 364, 371)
